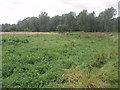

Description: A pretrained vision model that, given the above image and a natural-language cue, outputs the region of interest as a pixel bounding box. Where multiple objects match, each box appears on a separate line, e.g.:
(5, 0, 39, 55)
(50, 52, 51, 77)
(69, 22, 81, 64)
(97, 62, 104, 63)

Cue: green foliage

(2, 7, 117, 32)
(56, 24, 67, 33)
(98, 7, 117, 32)
(2, 38, 29, 45)
(2, 32, 118, 88)
(3, 62, 15, 78)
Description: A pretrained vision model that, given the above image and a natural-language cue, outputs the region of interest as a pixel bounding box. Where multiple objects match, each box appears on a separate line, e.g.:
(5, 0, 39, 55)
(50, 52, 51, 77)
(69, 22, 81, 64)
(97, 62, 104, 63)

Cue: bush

(56, 24, 67, 33)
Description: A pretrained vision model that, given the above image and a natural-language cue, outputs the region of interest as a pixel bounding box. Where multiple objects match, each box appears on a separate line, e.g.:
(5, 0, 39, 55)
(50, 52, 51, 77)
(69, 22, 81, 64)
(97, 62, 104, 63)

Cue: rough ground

(0, 32, 58, 35)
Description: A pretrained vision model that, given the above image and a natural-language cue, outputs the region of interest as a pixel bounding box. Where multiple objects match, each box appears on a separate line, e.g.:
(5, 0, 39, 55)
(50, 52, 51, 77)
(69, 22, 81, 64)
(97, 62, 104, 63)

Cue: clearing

(2, 32, 118, 88)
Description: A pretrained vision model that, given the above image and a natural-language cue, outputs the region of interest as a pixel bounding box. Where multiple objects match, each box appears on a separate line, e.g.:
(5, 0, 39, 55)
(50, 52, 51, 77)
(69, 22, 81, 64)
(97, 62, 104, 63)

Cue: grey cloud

(59, 0, 119, 16)
(60, 0, 118, 9)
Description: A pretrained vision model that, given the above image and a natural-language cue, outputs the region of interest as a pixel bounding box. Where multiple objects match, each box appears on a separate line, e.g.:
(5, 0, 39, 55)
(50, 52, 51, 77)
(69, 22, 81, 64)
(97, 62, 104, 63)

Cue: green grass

(2, 32, 118, 88)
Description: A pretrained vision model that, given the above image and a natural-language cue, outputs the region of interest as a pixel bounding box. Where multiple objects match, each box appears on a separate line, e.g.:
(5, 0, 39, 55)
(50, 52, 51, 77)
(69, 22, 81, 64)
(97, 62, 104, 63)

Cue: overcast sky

(0, 0, 119, 24)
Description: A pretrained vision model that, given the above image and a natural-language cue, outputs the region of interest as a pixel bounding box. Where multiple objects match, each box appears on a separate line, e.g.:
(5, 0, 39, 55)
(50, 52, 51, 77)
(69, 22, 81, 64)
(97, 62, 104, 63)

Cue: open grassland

(1, 32, 118, 88)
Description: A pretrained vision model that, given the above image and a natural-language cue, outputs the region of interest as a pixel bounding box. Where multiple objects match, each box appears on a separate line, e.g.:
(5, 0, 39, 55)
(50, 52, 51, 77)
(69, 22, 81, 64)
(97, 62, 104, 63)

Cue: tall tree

(1, 7, 117, 32)
(38, 12, 50, 31)
(48, 15, 60, 31)
(64, 12, 77, 31)
(2, 23, 11, 32)
(77, 10, 88, 32)
(87, 11, 98, 32)
(98, 7, 117, 32)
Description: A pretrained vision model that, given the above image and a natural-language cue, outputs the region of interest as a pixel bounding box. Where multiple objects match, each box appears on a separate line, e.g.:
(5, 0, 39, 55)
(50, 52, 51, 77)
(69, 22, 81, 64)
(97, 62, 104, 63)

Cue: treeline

(1, 7, 119, 32)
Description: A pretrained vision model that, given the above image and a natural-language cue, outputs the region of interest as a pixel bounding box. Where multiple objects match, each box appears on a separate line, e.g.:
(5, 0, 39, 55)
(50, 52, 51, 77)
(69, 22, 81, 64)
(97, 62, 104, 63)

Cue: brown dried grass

(90, 32, 107, 37)
(0, 32, 58, 35)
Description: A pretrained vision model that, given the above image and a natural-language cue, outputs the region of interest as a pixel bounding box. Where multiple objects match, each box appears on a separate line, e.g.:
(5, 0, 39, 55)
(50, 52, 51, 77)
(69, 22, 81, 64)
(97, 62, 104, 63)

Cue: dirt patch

(90, 32, 107, 37)
(0, 32, 59, 35)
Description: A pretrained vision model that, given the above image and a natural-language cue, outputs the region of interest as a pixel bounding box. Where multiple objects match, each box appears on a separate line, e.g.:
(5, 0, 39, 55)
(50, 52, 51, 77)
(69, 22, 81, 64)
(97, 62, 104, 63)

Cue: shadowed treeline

(1, 7, 119, 32)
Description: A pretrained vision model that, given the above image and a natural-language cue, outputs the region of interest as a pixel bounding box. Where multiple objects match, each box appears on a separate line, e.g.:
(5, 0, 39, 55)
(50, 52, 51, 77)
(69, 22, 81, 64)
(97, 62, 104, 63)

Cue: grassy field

(2, 32, 118, 88)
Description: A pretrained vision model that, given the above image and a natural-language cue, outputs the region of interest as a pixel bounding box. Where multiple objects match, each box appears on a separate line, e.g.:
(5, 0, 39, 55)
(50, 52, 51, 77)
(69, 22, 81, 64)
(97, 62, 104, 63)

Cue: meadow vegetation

(2, 32, 118, 88)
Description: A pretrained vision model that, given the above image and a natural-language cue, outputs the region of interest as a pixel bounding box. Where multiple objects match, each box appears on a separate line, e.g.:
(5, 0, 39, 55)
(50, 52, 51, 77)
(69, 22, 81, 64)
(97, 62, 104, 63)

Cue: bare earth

(0, 32, 58, 35)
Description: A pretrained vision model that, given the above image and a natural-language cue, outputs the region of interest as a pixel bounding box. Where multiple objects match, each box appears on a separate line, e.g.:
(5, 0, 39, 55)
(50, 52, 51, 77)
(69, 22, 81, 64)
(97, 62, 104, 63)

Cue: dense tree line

(1, 7, 119, 32)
